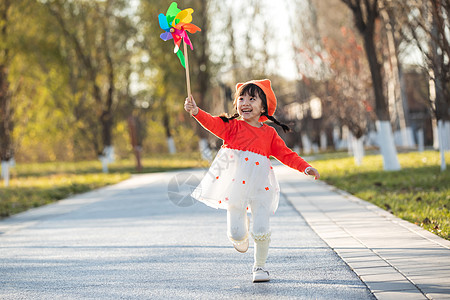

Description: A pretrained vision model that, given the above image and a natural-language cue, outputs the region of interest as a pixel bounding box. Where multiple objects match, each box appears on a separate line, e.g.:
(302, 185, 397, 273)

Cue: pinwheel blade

(173, 8, 193, 26)
(166, 2, 181, 24)
(158, 13, 170, 31)
(182, 31, 193, 50)
(173, 31, 182, 48)
(182, 23, 201, 34)
(176, 49, 186, 68)
(160, 32, 173, 41)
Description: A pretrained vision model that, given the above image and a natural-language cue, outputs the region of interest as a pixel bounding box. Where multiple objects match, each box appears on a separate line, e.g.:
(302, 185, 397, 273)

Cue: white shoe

(233, 216, 250, 253)
(233, 238, 249, 253)
(252, 267, 270, 282)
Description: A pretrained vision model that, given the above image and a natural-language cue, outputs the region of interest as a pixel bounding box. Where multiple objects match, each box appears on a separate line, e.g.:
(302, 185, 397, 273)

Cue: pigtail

(263, 112, 291, 133)
(219, 113, 240, 123)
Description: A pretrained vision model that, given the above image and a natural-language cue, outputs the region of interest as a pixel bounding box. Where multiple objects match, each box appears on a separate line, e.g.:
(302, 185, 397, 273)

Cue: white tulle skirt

(191, 148, 280, 214)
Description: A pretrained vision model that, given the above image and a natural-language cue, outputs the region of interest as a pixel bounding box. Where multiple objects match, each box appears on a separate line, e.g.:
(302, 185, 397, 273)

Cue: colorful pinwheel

(158, 2, 201, 68)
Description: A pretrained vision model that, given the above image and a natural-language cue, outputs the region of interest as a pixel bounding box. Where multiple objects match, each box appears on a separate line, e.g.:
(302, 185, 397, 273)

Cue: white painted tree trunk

(99, 146, 115, 173)
(347, 131, 353, 155)
(301, 134, 312, 155)
(1, 160, 10, 187)
(167, 137, 176, 154)
(320, 131, 327, 151)
(376, 121, 401, 171)
(333, 126, 340, 149)
(417, 128, 425, 152)
(352, 136, 365, 166)
(100, 156, 108, 173)
(402, 127, 415, 148)
(320, 131, 328, 151)
(438, 120, 447, 171)
(444, 121, 450, 151)
(312, 143, 319, 153)
(199, 139, 212, 162)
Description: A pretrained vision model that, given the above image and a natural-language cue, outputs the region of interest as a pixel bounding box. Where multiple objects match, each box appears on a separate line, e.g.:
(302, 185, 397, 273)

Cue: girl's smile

(237, 93, 264, 127)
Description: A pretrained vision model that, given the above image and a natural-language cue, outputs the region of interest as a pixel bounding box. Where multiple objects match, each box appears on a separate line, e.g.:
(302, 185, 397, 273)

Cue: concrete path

(0, 165, 448, 299)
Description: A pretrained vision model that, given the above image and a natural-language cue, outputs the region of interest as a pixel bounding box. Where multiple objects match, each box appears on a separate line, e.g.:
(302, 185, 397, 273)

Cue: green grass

(311, 151, 450, 240)
(0, 153, 209, 218)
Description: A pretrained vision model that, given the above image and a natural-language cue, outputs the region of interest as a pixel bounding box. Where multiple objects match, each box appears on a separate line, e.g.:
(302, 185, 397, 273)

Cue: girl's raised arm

(185, 96, 233, 141)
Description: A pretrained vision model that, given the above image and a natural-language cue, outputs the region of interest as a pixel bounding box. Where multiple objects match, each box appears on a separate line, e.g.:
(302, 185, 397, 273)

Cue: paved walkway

(0, 165, 449, 299)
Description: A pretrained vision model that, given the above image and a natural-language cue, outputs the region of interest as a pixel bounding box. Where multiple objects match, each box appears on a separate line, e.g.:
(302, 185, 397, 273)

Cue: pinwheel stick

(184, 40, 191, 97)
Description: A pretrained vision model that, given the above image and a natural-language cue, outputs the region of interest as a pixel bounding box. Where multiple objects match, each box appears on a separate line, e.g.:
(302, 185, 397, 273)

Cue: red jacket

(194, 109, 311, 172)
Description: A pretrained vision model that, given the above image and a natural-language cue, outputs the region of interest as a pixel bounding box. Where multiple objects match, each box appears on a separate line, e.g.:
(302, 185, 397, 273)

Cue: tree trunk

(429, 4, 448, 169)
(0, 64, 12, 163)
(301, 134, 312, 155)
(1, 160, 10, 187)
(364, 26, 400, 170)
(376, 120, 400, 170)
(342, 0, 400, 170)
(101, 1, 114, 157)
(437, 120, 447, 171)
(127, 115, 142, 172)
(352, 135, 364, 166)
(363, 35, 388, 121)
(0, 0, 12, 186)
(162, 103, 176, 154)
(381, 6, 414, 148)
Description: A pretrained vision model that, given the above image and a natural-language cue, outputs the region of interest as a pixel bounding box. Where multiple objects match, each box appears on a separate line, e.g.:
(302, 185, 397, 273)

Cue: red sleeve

(192, 108, 231, 140)
(270, 129, 311, 172)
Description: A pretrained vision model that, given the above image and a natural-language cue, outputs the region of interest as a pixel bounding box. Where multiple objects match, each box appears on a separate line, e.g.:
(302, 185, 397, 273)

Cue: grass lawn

(311, 150, 450, 241)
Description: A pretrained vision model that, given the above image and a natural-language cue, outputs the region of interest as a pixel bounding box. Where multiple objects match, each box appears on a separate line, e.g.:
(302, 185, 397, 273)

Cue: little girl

(184, 79, 319, 283)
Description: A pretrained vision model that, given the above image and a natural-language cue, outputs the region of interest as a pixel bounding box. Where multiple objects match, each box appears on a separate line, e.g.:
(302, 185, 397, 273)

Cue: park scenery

(0, 1, 449, 241)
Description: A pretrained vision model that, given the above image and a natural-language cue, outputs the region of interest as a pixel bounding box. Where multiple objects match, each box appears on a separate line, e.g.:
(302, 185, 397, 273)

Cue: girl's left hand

(306, 167, 320, 180)
(184, 95, 199, 115)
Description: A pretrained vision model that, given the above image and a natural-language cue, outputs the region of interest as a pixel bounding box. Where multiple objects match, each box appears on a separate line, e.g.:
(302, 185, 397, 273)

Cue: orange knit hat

(236, 79, 277, 122)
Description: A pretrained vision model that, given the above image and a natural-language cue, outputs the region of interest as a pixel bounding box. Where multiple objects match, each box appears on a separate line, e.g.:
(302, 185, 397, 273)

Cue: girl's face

(236, 92, 265, 126)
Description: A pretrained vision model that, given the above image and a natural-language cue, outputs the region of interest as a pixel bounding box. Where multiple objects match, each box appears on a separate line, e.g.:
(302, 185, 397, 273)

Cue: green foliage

(312, 151, 450, 240)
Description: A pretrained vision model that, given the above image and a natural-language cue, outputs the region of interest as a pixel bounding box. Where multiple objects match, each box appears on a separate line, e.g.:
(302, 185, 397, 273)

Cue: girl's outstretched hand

(306, 167, 320, 180)
(184, 95, 199, 116)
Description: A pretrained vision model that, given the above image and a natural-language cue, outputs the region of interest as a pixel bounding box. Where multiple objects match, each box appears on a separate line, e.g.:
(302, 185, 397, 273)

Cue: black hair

(219, 83, 291, 132)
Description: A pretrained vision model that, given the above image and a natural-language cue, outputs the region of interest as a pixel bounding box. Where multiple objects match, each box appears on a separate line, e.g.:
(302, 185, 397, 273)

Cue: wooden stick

(183, 40, 191, 97)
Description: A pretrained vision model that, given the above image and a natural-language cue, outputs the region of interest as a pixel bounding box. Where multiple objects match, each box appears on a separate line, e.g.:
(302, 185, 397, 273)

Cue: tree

(138, 0, 216, 160)
(322, 27, 375, 165)
(46, 0, 136, 171)
(379, 1, 415, 148)
(393, 0, 450, 170)
(290, 0, 332, 154)
(0, 0, 38, 183)
(341, 0, 401, 170)
(0, 0, 13, 186)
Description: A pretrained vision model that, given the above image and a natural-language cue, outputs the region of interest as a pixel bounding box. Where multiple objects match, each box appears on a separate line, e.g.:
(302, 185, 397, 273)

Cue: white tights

(227, 202, 271, 268)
